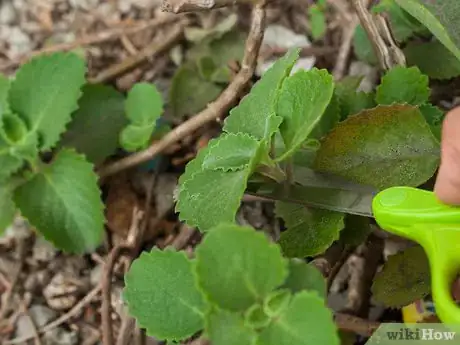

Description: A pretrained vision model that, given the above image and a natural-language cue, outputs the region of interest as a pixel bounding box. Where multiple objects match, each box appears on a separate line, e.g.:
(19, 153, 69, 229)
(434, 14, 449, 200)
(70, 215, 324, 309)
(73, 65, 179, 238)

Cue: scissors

(248, 167, 460, 325)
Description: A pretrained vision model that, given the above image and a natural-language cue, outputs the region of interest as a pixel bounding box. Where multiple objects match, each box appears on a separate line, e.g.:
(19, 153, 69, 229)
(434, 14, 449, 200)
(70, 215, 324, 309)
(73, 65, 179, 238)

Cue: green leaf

(376, 66, 430, 106)
(0, 74, 10, 115)
(263, 290, 291, 318)
(257, 291, 340, 345)
(13, 149, 104, 253)
(120, 83, 163, 151)
(309, 5, 327, 40)
(0, 183, 16, 232)
(178, 139, 214, 186)
(372, 245, 431, 307)
(314, 104, 440, 190)
(205, 307, 257, 345)
(340, 215, 371, 246)
(59, 84, 127, 164)
(404, 40, 460, 80)
(276, 69, 334, 161)
(202, 133, 261, 171)
(170, 63, 223, 118)
(177, 168, 250, 231)
(195, 224, 288, 311)
(124, 248, 207, 341)
(0, 134, 24, 182)
(208, 30, 246, 83)
(395, 0, 460, 61)
(276, 202, 345, 258)
(281, 259, 326, 299)
(223, 48, 300, 140)
(245, 304, 272, 329)
(8, 52, 86, 151)
(353, 24, 378, 65)
(420, 103, 444, 141)
(309, 94, 341, 140)
(334, 76, 375, 120)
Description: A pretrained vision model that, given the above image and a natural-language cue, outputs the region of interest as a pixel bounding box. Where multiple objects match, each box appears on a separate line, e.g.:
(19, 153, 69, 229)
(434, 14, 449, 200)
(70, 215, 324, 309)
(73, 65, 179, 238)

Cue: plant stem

(256, 164, 286, 183)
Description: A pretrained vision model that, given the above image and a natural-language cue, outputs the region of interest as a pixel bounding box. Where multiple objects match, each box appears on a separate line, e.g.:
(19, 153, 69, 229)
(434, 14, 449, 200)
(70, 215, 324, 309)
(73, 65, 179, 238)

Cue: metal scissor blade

(248, 168, 378, 217)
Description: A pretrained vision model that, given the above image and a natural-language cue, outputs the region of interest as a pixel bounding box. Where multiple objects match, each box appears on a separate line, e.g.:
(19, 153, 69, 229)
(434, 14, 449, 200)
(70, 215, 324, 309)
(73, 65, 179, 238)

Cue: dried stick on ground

(0, 15, 180, 72)
(89, 21, 186, 84)
(99, 3, 266, 178)
(162, 0, 251, 13)
(351, 0, 405, 70)
(334, 312, 380, 337)
(102, 209, 144, 345)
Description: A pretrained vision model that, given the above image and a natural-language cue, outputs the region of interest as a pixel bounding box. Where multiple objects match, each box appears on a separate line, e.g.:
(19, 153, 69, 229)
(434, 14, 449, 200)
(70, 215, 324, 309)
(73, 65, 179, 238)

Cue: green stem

(256, 164, 286, 183)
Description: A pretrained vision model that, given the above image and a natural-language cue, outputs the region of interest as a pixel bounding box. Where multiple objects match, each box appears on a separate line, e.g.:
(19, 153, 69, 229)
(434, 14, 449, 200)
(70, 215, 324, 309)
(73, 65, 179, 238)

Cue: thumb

(434, 107, 460, 205)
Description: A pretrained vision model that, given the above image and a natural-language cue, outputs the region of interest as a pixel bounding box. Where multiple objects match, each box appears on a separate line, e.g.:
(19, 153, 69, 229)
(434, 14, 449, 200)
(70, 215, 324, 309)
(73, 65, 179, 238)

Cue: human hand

(434, 107, 460, 204)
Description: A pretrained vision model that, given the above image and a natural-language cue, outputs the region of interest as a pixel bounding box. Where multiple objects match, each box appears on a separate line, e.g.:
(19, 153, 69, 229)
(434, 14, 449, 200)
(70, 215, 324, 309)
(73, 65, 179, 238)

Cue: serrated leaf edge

(202, 132, 262, 172)
(123, 248, 206, 342)
(10, 52, 87, 151)
(193, 224, 289, 310)
(375, 66, 430, 106)
(16, 148, 105, 254)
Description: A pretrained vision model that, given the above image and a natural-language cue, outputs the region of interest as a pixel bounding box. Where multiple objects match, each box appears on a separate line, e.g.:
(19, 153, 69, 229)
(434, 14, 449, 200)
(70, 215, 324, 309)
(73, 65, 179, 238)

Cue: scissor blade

(249, 171, 377, 217)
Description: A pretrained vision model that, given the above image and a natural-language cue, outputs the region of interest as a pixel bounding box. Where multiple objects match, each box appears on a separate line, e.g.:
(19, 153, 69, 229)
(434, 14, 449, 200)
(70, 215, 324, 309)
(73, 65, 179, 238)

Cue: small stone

(24, 270, 52, 293)
(154, 174, 178, 216)
(68, 0, 100, 10)
(15, 305, 57, 339)
(43, 273, 79, 311)
(0, 1, 16, 25)
(29, 305, 58, 328)
(90, 265, 103, 287)
(257, 25, 316, 76)
(33, 237, 58, 263)
(43, 328, 79, 345)
(348, 61, 378, 93)
(5, 26, 32, 59)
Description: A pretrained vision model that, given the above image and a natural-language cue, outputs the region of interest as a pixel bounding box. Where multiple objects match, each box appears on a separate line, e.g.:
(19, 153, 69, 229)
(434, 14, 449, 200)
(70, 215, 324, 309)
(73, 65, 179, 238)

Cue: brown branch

(89, 22, 186, 84)
(351, 0, 405, 70)
(161, 0, 251, 13)
(98, 3, 266, 178)
(0, 16, 180, 72)
(334, 312, 380, 337)
(102, 209, 144, 345)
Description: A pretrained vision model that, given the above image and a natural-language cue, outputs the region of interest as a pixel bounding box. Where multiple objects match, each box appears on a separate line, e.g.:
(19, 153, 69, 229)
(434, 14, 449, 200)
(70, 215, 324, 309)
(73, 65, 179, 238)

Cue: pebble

(0, 1, 16, 25)
(15, 305, 57, 339)
(348, 61, 378, 93)
(257, 24, 316, 76)
(2, 26, 33, 59)
(44, 273, 79, 311)
(33, 237, 58, 263)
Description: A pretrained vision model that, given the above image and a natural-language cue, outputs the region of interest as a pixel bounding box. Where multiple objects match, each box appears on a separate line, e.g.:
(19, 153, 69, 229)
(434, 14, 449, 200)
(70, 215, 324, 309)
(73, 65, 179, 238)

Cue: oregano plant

(0, 52, 165, 253)
(123, 45, 444, 342)
(124, 224, 337, 344)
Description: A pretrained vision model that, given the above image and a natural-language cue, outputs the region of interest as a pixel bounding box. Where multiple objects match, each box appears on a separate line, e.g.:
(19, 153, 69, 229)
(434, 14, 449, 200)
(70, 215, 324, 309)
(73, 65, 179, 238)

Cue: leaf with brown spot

(313, 104, 440, 190)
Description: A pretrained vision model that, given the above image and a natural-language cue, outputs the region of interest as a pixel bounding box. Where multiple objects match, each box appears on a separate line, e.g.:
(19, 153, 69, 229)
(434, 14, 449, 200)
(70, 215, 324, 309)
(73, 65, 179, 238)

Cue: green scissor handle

(373, 186, 460, 325)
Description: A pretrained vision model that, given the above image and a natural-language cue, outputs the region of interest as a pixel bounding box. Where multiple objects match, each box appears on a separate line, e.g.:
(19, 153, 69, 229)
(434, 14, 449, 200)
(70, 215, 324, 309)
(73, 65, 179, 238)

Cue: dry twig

(99, 3, 267, 178)
(0, 16, 180, 72)
(351, 0, 405, 70)
(102, 209, 144, 345)
(4, 285, 101, 345)
(334, 312, 380, 337)
(162, 0, 251, 13)
(89, 22, 186, 84)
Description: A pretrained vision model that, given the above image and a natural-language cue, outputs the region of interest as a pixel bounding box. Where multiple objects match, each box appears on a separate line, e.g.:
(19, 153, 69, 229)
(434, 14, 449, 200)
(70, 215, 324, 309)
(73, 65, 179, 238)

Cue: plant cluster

(2, 0, 460, 343)
(0, 53, 165, 253)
